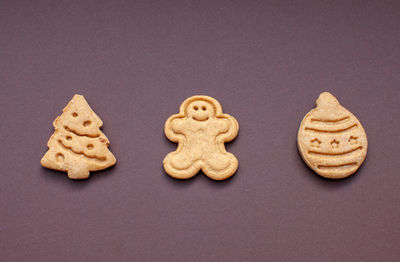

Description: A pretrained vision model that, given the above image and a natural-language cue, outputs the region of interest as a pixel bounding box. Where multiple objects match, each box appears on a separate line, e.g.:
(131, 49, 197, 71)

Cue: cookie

(163, 95, 239, 180)
(41, 94, 116, 179)
(297, 92, 367, 179)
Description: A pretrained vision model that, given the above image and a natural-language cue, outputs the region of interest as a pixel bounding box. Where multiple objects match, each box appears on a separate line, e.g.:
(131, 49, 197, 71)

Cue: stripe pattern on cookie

(297, 92, 367, 179)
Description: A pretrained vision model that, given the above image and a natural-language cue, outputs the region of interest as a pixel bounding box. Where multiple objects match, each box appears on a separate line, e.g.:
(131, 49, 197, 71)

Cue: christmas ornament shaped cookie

(297, 92, 367, 179)
(163, 95, 239, 180)
(41, 94, 116, 179)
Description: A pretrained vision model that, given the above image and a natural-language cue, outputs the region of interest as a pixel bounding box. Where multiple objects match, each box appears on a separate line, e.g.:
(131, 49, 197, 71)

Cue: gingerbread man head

(181, 96, 223, 121)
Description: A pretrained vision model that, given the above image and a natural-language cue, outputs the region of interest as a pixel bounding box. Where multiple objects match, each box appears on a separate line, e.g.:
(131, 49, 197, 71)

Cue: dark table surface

(1, 1, 399, 261)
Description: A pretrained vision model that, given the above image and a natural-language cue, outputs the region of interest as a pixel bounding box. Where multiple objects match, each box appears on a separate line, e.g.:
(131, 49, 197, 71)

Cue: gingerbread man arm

(164, 114, 187, 143)
(216, 114, 239, 143)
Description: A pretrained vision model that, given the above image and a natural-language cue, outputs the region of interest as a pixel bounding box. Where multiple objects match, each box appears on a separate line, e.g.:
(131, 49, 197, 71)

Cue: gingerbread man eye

(202, 106, 206, 111)
(194, 106, 198, 110)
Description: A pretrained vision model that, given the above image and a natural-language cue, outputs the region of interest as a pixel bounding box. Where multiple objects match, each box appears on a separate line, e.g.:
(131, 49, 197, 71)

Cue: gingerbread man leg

(202, 152, 238, 180)
(163, 151, 200, 179)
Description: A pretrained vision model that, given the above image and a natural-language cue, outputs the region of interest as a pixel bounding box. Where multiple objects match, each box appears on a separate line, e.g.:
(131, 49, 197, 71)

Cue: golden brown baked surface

(297, 92, 367, 179)
(41, 94, 116, 179)
(163, 95, 239, 180)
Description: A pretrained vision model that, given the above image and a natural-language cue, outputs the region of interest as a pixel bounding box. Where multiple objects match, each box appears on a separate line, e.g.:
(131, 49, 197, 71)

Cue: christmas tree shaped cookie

(41, 94, 116, 179)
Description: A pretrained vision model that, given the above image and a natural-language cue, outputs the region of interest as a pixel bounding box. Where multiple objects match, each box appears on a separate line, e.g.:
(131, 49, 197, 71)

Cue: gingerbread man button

(163, 95, 239, 180)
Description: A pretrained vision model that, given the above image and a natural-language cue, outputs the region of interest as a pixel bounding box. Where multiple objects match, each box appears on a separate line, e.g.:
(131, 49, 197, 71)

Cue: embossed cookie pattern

(41, 94, 116, 179)
(297, 92, 367, 179)
(163, 95, 239, 180)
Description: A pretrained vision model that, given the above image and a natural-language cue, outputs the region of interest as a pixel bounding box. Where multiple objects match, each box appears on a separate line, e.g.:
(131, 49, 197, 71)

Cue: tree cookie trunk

(67, 162, 90, 180)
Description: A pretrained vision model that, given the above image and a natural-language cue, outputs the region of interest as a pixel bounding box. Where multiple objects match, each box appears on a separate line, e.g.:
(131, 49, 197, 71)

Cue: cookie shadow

(161, 167, 200, 187)
(41, 164, 115, 189)
(224, 132, 240, 151)
(162, 135, 177, 150)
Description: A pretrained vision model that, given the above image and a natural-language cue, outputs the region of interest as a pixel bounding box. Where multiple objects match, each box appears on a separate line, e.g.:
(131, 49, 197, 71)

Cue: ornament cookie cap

(41, 94, 116, 179)
(163, 95, 239, 181)
(297, 92, 368, 179)
(316, 92, 339, 107)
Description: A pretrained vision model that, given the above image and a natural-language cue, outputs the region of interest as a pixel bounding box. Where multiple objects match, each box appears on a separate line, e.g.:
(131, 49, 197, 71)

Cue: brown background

(1, 1, 399, 261)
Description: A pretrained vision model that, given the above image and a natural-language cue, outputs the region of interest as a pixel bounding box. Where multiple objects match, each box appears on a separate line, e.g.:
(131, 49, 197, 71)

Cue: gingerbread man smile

(188, 100, 214, 121)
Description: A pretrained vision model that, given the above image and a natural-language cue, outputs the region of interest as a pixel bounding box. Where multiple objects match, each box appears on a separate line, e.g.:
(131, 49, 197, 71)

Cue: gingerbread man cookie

(297, 92, 368, 179)
(163, 95, 239, 180)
